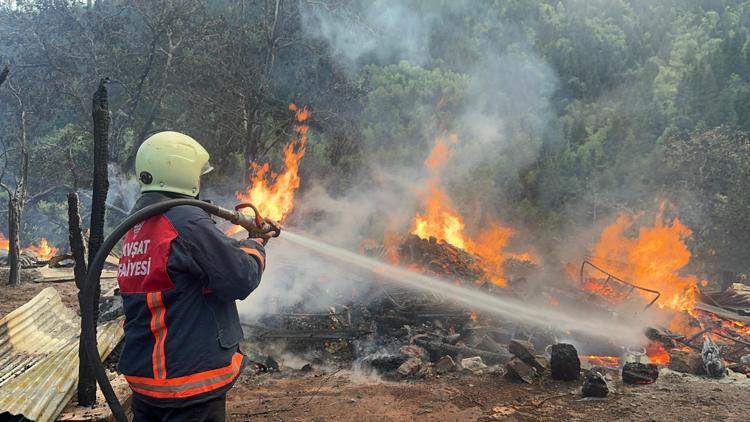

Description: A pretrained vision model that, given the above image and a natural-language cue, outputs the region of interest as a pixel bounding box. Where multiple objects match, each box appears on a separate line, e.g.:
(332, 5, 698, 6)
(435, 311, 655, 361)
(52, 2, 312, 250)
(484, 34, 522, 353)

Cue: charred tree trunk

(77, 79, 109, 406)
(68, 192, 87, 289)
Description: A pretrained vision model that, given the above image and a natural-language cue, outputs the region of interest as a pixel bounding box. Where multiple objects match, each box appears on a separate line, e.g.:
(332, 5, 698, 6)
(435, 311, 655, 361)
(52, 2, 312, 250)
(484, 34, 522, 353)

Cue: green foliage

(358, 61, 469, 166)
(2, 0, 750, 274)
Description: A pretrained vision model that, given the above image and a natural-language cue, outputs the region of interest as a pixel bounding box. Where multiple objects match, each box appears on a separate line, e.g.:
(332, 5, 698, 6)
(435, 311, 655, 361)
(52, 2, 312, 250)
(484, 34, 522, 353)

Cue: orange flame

(579, 355, 620, 368)
(410, 137, 535, 286)
(229, 104, 309, 234)
(0, 234, 59, 260)
(25, 238, 59, 260)
(411, 137, 467, 249)
(646, 342, 670, 365)
(587, 202, 700, 313)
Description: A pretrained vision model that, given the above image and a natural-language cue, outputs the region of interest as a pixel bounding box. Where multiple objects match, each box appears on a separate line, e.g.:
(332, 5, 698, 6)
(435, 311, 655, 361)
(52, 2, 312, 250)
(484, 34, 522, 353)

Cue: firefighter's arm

(179, 207, 265, 301)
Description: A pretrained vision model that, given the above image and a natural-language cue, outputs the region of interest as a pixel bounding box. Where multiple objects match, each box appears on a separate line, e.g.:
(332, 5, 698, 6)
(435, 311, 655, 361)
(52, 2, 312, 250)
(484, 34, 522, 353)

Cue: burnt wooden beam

(414, 337, 512, 365)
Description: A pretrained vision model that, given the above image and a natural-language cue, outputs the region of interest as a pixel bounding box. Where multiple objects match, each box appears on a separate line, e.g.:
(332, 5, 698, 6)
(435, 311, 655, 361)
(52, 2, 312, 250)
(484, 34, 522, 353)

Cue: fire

(25, 238, 59, 260)
(646, 342, 670, 365)
(411, 137, 467, 249)
(229, 104, 309, 234)
(587, 202, 699, 313)
(580, 355, 620, 368)
(410, 137, 535, 286)
(0, 234, 58, 261)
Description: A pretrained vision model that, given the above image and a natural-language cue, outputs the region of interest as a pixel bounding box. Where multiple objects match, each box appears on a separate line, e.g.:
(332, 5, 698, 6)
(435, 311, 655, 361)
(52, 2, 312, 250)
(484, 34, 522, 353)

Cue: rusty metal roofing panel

(0, 287, 123, 422)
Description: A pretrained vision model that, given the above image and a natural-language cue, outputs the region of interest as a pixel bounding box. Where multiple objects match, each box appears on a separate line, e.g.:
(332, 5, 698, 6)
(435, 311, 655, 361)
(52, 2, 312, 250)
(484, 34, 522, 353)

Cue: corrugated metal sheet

(0, 287, 124, 422)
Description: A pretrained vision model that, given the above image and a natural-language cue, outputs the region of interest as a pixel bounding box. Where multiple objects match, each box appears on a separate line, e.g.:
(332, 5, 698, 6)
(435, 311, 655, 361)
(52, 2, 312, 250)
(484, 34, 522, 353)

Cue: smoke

(240, 1, 559, 322)
(301, 0, 440, 74)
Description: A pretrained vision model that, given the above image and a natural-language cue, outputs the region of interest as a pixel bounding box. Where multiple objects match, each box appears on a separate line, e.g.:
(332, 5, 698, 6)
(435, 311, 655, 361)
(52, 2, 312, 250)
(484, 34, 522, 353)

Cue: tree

(0, 71, 30, 286)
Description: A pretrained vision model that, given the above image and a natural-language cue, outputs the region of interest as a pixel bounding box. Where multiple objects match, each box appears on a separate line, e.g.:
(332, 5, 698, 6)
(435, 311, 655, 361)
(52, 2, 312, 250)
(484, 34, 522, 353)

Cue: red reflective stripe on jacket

(146, 292, 168, 379)
(240, 247, 265, 271)
(126, 353, 243, 399)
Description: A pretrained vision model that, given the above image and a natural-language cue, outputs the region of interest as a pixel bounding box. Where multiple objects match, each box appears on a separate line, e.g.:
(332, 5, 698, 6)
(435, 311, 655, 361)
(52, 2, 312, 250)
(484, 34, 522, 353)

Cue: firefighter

(118, 131, 269, 421)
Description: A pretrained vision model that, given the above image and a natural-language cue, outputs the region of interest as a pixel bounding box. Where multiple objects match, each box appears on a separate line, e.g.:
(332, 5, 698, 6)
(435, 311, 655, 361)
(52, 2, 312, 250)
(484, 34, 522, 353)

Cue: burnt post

(68, 192, 87, 290)
(77, 79, 110, 406)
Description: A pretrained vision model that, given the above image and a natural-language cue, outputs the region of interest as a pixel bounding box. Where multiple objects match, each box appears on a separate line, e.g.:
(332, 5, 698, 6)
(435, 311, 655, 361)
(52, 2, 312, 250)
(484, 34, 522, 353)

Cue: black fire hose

(80, 199, 280, 422)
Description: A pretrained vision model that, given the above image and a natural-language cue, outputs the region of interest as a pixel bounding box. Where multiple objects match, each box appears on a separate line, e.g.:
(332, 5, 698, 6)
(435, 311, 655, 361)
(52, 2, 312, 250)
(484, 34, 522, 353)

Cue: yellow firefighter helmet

(135, 131, 213, 196)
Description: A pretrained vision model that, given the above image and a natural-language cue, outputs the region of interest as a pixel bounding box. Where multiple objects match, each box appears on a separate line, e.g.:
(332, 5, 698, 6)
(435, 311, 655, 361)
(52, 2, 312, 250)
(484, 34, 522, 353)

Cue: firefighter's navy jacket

(117, 192, 265, 407)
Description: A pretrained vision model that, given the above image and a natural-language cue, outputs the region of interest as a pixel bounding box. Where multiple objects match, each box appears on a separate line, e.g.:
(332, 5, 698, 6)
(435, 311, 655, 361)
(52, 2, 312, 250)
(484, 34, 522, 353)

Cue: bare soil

(228, 367, 750, 421)
(0, 277, 118, 318)
(3, 282, 748, 421)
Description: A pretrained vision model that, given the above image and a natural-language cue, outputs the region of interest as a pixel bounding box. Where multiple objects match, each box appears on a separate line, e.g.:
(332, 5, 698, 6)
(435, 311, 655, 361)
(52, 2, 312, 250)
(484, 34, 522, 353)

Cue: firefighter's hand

(250, 234, 272, 246)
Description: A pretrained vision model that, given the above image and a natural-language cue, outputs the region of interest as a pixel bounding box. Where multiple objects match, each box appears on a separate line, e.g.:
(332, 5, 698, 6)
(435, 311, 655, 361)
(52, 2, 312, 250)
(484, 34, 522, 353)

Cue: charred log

(622, 362, 659, 384)
(549, 343, 581, 381)
(413, 337, 511, 365)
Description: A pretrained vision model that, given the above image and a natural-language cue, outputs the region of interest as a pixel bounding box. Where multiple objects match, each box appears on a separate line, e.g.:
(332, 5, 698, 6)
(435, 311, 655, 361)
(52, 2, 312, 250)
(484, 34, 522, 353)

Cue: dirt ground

(0, 277, 118, 318)
(228, 368, 750, 421)
(3, 283, 749, 421)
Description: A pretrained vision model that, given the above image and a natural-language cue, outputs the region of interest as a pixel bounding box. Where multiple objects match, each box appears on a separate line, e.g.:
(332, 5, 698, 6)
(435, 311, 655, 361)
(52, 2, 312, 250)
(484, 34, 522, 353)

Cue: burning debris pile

(0, 233, 63, 269)
(231, 115, 747, 392)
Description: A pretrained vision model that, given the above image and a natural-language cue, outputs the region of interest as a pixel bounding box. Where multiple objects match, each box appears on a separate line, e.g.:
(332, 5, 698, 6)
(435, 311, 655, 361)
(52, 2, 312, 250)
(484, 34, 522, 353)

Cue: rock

(508, 339, 546, 372)
(668, 349, 705, 375)
(550, 343, 580, 381)
(435, 355, 456, 373)
(400, 345, 429, 361)
(99, 295, 124, 322)
(702, 337, 726, 378)
(582, 369, 609, 397)
(622, 362, 659, 384)
(741, 355, 750, 365)
(504, 357, 536, 384)
(461, 356, 488, 374)
(397, 357, 423, 377)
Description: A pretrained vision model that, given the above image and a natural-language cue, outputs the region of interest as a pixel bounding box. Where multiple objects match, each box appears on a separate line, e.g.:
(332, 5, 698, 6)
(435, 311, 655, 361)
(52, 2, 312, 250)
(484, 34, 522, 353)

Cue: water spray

(82, 200, 643, 421)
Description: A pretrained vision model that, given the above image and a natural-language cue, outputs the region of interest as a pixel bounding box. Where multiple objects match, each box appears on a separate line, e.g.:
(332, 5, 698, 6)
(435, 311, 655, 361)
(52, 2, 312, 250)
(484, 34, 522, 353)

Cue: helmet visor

(201, 161, 214, 175)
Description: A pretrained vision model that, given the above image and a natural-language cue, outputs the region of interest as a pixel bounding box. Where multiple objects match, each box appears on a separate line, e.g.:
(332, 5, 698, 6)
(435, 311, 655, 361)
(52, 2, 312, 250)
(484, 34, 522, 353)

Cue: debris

(265, 356, 280, 372)
(364, 353, 406, 373)
(726, 362, 746, 374)
(489, 405, 516, 418)
(581, 369, 609, 397)
(300, 364, 313, 372)
(645, 327, 676, 349)
(442, 334, 461, 345)
(475, 335, 504, 354)
(504, 357, 536, 384)
(397, 357, 423, 377)
(435, 355, 456, 373)
(701, 337, 726, 378)
(550, 343, 580, 381)
(400, 345, 428, 361)
(99, 295, 123, 322)
(668, 349, 705, 375)
(461, 356, 488, 374)
(508, 339, 545, 372)
(622, 362, 659, 384)
(414, 337, 511, 364)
